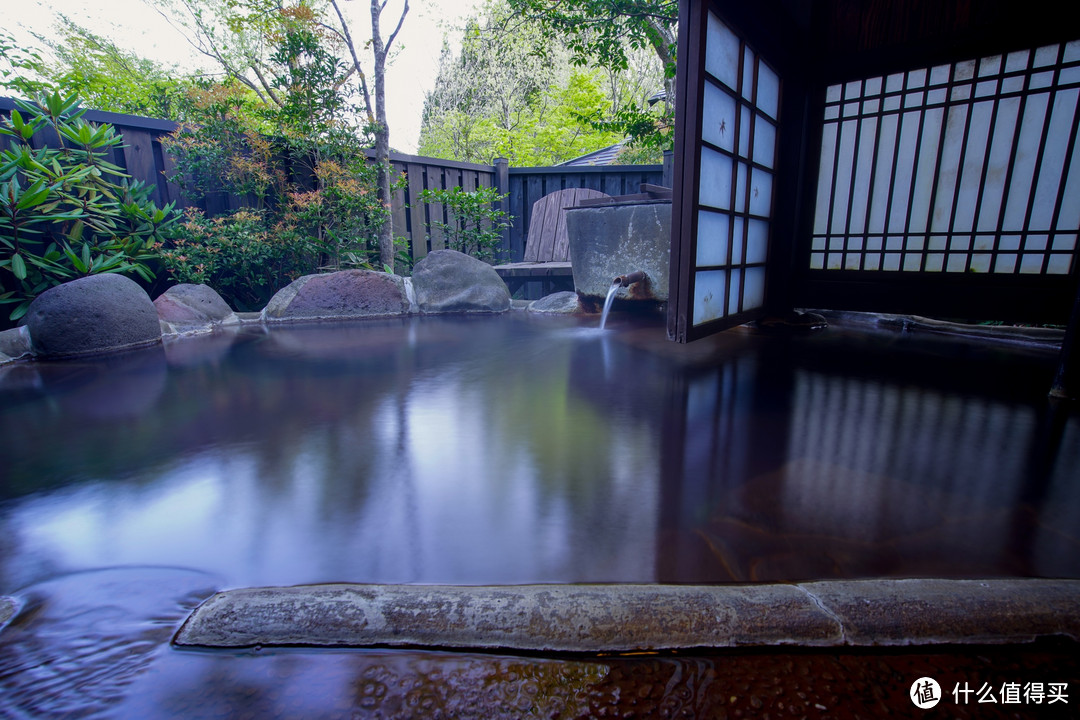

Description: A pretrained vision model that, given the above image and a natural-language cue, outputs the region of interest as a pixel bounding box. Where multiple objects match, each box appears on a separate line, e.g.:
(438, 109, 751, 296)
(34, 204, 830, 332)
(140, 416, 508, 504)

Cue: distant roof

(557, 141, 626, 167)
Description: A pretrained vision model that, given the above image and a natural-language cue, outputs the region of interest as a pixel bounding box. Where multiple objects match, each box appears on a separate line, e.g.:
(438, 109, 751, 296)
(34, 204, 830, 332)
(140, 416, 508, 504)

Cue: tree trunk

(369, 0, 409, 270)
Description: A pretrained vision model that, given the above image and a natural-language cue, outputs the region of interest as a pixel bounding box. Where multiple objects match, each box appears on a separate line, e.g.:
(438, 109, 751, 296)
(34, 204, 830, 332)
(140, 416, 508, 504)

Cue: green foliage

(159, 208, 312, 311)
(504, 0, 677, 151)
(419, 186, 509, 264)
(0, 31, 52, 97)
(159, 3, 396, 302)
(282, 157, 402, 273)
(38, 17, 196, 120)
(418, 0, 665, 165)
(0, 92, 178, 324)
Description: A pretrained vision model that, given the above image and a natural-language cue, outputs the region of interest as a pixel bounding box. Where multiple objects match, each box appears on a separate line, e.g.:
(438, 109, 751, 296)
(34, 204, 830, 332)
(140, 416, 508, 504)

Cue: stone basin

(566, 199, 671, 305)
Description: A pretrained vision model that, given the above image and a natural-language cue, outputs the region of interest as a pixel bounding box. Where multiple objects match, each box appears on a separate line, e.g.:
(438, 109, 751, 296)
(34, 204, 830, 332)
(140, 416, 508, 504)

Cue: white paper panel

(705, 13, 739, 90)
(739, 104, 752, 158)
(831, 120, 857, 233)
(931, 104, 968, 231)
(750, 167, 773, 218)
(814, 123, 838, 235)
(757, 60, 780, 119)
(742, 45, 755, 101)
(869, 114, 899, 233)
(702, 82, 736, 152)
(1002, 93, 1050, 229)
(976, 97, 1022, 232)
(736, 161, 749, 213)
(742, 266, 766, 310)
(952, 101, 994, 233)
(753, 114, 776, 168)
(848, 117, 878, 233)
(1030, 88, 1078, 231)
(731, 215, 745, 264)
(887, 111, 921, 233)
(696, 209, 731, 267)
(728, 268, 743, 313)
(746, 219, 769, 264)
(699, 146, 733, 210)
(692, 270, 728, 326)
(908, 107, 943, 233)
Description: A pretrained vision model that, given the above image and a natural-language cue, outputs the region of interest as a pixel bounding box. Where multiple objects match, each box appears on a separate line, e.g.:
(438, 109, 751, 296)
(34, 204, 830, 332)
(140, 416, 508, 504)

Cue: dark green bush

(0, 92, 178, 324)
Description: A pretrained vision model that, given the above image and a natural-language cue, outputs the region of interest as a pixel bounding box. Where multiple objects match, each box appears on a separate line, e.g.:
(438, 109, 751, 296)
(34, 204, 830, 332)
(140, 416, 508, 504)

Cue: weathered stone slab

(800, 578, 1080, 646)
(411, 250, 511, 314)
(566, 201, 671, 302)
(174, 583, 837, 651)
(528, 291, 582, 314)
(263, 270, 410, 323)
(174, 579, 1080, 653)
(155, 283, 237, 333)
(26, 274, 161, 357)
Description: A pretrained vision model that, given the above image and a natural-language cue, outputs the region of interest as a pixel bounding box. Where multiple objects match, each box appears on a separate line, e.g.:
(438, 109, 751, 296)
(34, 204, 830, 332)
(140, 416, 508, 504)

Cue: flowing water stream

(598, 280, 621, 330)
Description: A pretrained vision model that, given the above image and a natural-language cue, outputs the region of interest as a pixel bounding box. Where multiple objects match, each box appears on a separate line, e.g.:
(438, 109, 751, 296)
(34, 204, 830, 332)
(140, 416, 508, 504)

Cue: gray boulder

(411, 249, 511, 314)
(528, 291, 583, 314)
(0, 326, 32, 364)
(26, 274, 161, 357)
(263, 269, 410, 323)
(155, 283, 238, 333)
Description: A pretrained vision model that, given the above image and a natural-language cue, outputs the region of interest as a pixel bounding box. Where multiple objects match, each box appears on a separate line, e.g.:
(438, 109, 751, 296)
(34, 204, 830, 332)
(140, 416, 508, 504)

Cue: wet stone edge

(0, 596, 16, 630)
(172, 579, 1080, 653)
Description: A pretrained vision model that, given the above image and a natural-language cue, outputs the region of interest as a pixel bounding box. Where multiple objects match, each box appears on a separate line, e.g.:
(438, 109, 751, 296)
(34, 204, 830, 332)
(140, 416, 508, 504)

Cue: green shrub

(419, 185, 509, 264)
(0, 92, 178, 324)
(160, 208, 314, 311)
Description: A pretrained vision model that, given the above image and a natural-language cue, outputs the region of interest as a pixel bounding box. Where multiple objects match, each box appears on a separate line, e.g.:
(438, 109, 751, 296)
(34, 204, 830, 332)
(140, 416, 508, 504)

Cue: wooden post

(663, 149, 674, 189)
(1050, 281, 1080, 399)
(494, 158, 511, 262)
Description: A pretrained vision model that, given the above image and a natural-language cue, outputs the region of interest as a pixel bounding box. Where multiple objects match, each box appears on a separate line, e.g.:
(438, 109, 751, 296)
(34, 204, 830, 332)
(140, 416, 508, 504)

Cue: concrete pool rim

(171, 578, 1080, 654)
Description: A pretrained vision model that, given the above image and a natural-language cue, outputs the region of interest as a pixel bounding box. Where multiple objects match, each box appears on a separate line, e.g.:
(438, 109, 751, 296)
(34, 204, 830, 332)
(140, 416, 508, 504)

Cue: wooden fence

(0, 97, 666, 263)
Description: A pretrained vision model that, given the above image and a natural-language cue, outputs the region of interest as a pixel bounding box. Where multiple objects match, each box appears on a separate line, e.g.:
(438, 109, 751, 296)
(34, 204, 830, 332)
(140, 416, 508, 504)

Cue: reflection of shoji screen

(812, 40, 1080, 275)
(693, 13, 780, 326)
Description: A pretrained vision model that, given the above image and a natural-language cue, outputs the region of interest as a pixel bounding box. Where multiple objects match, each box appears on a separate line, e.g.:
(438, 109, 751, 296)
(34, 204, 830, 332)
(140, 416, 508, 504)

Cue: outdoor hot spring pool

(0, 311, 1078, 716)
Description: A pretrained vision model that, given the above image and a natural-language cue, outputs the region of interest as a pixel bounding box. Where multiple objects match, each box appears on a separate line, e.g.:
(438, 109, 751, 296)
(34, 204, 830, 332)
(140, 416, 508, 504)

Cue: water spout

(613, 270, 646, 288)
(600, 271, 647, 330)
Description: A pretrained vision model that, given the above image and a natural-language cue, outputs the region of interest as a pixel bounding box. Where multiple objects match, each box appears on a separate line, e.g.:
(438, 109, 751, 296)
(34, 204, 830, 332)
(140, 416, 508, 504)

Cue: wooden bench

(495, 187, 610, 296)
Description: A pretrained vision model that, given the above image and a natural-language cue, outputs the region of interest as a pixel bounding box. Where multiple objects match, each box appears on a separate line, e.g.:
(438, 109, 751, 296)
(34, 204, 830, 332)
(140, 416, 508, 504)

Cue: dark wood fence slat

(406, 163, 429, 259)
(427, 166, 446, 252)
(390, 161, 409, 255)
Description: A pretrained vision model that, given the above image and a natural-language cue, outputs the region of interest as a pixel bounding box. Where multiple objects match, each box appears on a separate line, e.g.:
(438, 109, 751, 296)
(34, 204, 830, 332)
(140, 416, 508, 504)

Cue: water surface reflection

(1, 313, 1079, 717)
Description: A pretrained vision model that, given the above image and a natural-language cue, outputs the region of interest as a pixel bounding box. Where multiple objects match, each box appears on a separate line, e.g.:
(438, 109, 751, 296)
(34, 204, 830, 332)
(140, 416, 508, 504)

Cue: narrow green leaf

(10, 302, 31, 322)
(11, 253, 26, 280)
(63, 244, 87, 273)
(81, 242, 91, 270)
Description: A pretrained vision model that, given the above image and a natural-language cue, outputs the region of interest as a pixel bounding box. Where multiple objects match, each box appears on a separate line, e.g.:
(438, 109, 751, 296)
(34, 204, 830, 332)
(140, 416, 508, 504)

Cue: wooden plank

(406, 163, 429, 259)
(509, 173, 525, 261)
(603, 172, 624, 197)
(158, 142, 194, 209)
(390, 161, 409, 253)
(551, 187, 609, 262)
(427, 165, 446, 252)
(118, 127, 162, 205)
(533, 191, 563, 262)
(523, 174, 544, 260)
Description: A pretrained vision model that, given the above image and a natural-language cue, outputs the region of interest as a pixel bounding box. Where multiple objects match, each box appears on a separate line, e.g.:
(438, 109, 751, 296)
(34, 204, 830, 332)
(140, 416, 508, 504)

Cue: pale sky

(4, 0, 483, 153)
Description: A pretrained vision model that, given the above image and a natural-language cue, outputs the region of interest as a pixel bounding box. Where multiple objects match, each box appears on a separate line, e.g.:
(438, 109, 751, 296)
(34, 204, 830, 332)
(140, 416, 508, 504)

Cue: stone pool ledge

(173, 578, 1080, 653)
